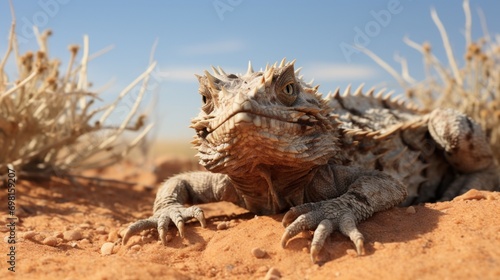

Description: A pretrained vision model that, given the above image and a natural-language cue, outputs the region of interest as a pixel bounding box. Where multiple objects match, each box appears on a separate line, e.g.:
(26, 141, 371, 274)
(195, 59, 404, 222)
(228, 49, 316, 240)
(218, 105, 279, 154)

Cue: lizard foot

(281, 202, 366, 263)
(440, 165, 500, 201)
(122, 205, 206, 246)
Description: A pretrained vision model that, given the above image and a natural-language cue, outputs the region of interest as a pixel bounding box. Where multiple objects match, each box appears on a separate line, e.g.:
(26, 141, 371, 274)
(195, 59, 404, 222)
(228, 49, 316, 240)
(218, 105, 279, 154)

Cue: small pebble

(256, 266, 269, 274)
(131, 245, 141, 251)
(95, 226, 107, 234)
(251, 247, 267, 258)
(63, 230, 83, 241)
(373, 241, 385, 250)
(346, 249, 358, 257)
(78, 223, 91, 229)
(42, 236, 59, 247)
(406, 206, 416, 214)
(79, 238, 91, 246)
(22, 231, 37, 240)
(108, 229, 119, 242)
(264, 267, 281, 280)
(217, 222, 229, 230)
(101, 242, 115, 256)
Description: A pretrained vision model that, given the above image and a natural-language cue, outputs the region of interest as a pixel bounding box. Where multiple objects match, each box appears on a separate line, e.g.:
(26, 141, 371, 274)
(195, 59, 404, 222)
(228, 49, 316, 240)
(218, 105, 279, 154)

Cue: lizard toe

(281, 209, 322, 248)
(122, 217, 158, 245)
(157, 214, 172, 245)
(339, 213, 365, 255)
(182, 206, 207, 228)
(310, 219, 334, 263)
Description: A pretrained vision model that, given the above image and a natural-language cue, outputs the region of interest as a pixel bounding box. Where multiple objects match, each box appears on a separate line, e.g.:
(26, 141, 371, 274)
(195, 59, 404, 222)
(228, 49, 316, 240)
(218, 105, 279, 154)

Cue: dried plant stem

(430, 7, 463, 86)
(1, 10, 156, 179)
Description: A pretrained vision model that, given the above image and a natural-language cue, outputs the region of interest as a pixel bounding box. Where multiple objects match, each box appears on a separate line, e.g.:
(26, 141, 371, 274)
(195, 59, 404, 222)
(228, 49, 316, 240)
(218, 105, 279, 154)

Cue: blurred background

(1, 0, 499, 143)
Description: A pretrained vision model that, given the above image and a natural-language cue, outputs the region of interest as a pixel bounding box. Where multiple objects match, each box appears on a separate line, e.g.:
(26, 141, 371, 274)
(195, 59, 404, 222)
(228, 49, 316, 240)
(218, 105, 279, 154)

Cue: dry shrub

(362, 0, 500, 162)
(0, 16, 154, 179)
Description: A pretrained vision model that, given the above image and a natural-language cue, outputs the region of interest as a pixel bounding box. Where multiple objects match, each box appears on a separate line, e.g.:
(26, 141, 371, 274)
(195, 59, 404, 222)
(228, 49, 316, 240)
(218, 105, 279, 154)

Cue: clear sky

(1, 0, 499, 139)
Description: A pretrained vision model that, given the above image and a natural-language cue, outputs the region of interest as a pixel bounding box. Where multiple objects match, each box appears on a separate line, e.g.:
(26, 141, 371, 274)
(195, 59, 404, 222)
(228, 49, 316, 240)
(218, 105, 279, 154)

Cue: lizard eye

(274, 64, 298, 106)
(201, 94, 213, 114)
(199, 86, 214, 113)
(283, 83, 294, 95)
(277, 82, 298, 106)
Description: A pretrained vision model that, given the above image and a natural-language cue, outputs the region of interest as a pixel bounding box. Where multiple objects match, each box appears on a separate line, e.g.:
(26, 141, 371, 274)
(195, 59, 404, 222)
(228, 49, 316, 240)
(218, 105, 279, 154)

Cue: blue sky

(1, 0, 499, 139)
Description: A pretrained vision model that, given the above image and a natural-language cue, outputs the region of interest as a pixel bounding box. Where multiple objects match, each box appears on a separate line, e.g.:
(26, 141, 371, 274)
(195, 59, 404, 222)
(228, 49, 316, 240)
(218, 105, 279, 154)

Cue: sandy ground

(1, 157, 499, 280)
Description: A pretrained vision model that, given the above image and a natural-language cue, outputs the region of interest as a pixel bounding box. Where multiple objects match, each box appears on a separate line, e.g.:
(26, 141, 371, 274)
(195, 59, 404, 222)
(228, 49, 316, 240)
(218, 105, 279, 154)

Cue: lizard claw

(122, 205, 207, 246)
(310, 219, 334, 262)
(281, 201, 367, 263)
(122, 217, 158, 245)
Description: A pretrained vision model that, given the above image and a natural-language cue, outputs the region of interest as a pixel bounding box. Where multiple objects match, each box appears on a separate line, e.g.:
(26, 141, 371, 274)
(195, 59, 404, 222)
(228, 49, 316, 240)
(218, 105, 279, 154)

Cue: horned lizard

(123, 59, 499, 262)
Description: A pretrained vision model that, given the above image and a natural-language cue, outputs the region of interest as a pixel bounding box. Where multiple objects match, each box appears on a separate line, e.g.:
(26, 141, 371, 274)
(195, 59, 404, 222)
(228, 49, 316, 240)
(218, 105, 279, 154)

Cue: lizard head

(191, 59, 340, 175)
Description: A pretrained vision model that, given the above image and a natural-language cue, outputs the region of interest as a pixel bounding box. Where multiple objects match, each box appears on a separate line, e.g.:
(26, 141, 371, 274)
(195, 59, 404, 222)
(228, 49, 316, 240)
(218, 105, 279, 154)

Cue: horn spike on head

(218, 66, 227, 76)
(204, 70, 219, 89)
(211, 66, 220, 75)
(264, 67, 274, 87)
(279, 57, 287, 67)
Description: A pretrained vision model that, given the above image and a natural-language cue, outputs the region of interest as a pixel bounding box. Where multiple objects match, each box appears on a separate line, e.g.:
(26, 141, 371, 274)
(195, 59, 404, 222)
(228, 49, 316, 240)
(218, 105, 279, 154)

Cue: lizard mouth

(196, 110, 320, 141)
(192, 109, 336, 173)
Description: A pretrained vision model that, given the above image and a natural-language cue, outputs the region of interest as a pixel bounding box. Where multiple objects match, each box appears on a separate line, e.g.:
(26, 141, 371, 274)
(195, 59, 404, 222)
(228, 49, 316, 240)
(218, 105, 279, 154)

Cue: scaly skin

(123, 59, 499, 263)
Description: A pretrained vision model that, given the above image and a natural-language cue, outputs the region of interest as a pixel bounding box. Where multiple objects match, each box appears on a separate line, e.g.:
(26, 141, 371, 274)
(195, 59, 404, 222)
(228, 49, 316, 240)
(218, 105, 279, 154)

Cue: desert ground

(1, 146, 499, 280)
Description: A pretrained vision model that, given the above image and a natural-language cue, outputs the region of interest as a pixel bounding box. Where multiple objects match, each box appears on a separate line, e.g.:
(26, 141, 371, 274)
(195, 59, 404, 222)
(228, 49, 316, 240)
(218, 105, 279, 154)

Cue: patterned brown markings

(351, 191, 371, 207)
(349, 117, 375, 130)
(465, 117, 475, 151)
(400, 131, 421, 152)
(468, 142, 475, 151)
(381, 99, 391, 109)
(391, 159, 400, 171)
(375, 159, 384, 171)
(387, 109, 406, 121)
(334, 94, 364, 116)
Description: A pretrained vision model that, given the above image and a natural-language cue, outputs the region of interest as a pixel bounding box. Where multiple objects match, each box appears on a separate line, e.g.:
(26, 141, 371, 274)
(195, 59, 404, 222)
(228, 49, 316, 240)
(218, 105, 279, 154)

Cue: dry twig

(0, 11, 154, 180)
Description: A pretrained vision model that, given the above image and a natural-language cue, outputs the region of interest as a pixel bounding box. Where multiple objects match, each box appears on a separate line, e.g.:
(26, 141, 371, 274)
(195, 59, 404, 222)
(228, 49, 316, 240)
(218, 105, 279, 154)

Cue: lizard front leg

(123, 172, 240, 245)
(281, 165, 407, 263)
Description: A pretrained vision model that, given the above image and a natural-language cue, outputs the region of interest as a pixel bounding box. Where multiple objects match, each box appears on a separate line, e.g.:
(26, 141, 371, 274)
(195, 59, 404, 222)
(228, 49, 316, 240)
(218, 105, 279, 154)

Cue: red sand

(1, 160, 499, 279)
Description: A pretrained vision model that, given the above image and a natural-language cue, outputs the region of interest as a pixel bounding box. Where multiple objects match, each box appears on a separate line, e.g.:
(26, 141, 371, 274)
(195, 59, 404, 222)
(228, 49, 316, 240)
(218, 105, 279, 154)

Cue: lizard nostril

(198, 128, 209, 139)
